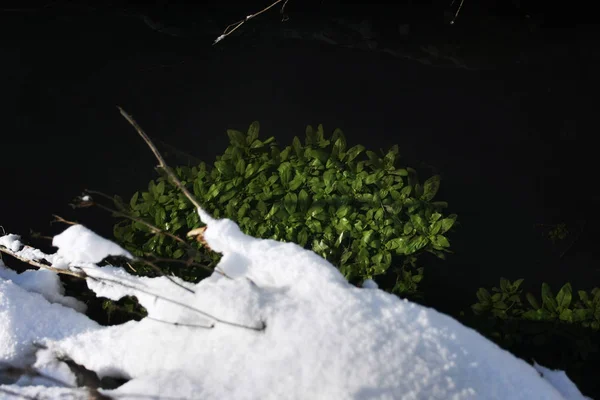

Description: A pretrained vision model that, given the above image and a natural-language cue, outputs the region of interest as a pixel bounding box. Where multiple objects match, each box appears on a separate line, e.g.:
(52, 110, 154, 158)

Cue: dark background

(0, 1, 595, 316)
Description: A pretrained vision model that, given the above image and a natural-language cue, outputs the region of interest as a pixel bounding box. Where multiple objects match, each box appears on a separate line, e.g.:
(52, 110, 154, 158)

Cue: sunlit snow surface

(0, 213, 592, 399)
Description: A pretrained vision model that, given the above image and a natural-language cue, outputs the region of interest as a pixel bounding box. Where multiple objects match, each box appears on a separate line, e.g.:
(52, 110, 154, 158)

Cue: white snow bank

(0, 262, 99, 370)
(0, 262, 86, 313)
(0, 216, 592, 399)
(52, 224, 133, 264)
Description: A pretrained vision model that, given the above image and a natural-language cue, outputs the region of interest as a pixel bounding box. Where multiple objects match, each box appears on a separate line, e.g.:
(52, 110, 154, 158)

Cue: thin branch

(140, 258, 195, 294)
(117, 107, 205, 214)
(79, 190, 229, 279)
(0, 245, 85, 279)
(145, 316, 213, 329)
(449, 0, 466, 24)
(213, 0, 287, 45)
(80, 190, 189, 247)
(51, 214, 78, 226)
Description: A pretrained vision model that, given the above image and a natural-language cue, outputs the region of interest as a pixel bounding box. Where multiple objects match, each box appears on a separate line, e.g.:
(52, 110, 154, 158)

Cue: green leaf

(385, 237, 405, 251)
(406, 235, 429, 253)
(305, 125, 316, 146)
(297, 229, 309, 246)
(292, 137, 303, 158)
(406, 167, 418, 187)
(308, 204, 325, 219)
(214, 161, 234, 177)
(477, 288, 492, 303)
(172, 249, 185, 259)
(440, 215, 457, 233)
(365, 151, 382, 168)
(227, 129, 247, 148)
(246, 121, 260, 145)
(421, 175, 440, 201)
(345, 145, 365, 162)
(129, 191, 139, 208)
(332, 136, 347, 161)
(410, 214, 425, 231)
(500, 278, 509, 293)
(559, 308, 573, 322)
(218, 190, 237, 204)
(391, 169, 408, 176)
(323, 169, 335, 188)
(284, 192, 298, 215)
(513, 278, 524, 290)
(429, 220, 442, 235)
(541, 283, 557, 312)
(336, 205, 351, 218)
(278, 162, 293, 185)
(235, 159, 247, 175)
(556, 283, 572, 310)
(237, 203, 250, 219)
(288, 172, 305, 191)
(298, 189, 309, 212)
(432, 235, 450, 248)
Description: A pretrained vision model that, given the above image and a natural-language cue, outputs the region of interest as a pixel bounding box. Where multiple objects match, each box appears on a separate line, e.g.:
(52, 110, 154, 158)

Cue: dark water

(1, 8, 596, 315)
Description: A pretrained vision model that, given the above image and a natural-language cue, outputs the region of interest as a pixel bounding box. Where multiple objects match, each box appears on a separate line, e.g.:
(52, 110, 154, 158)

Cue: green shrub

(472, 278, 600, 330)
(466, 278, 600, 395)
(113, 122, 457, 296)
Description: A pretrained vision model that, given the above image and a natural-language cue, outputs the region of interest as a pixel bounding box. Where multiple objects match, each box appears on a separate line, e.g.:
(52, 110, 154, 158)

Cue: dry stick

(213, 0, 288, 45)
(0, 245, 85, 279)
(51, 214, 78, 226)
(143, 255, 216, 272)
(449, 0, 466, 24)
(83, 190, 189, 246)
(117, 107, 204, 212)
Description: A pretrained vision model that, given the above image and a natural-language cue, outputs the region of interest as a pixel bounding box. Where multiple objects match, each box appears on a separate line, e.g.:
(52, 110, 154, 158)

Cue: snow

(52, 224, 133, 264)
(0, 210, 592, 399)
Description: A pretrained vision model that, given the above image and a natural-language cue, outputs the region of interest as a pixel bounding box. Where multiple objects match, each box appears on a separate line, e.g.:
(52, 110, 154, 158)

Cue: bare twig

(449, 0, 466, 24)
(51, 214, 78, 226)
(213, 0, 288, 45)
(117, 107, 205, 212)
(0, 245, 85, 279)
(140, 258, 195, 294)
(81, 190, 190, 247)
(78, 189, 229, 279)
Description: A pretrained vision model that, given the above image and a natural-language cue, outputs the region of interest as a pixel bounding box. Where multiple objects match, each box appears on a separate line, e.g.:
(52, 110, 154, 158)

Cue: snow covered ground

(0, 209, 592, 399)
